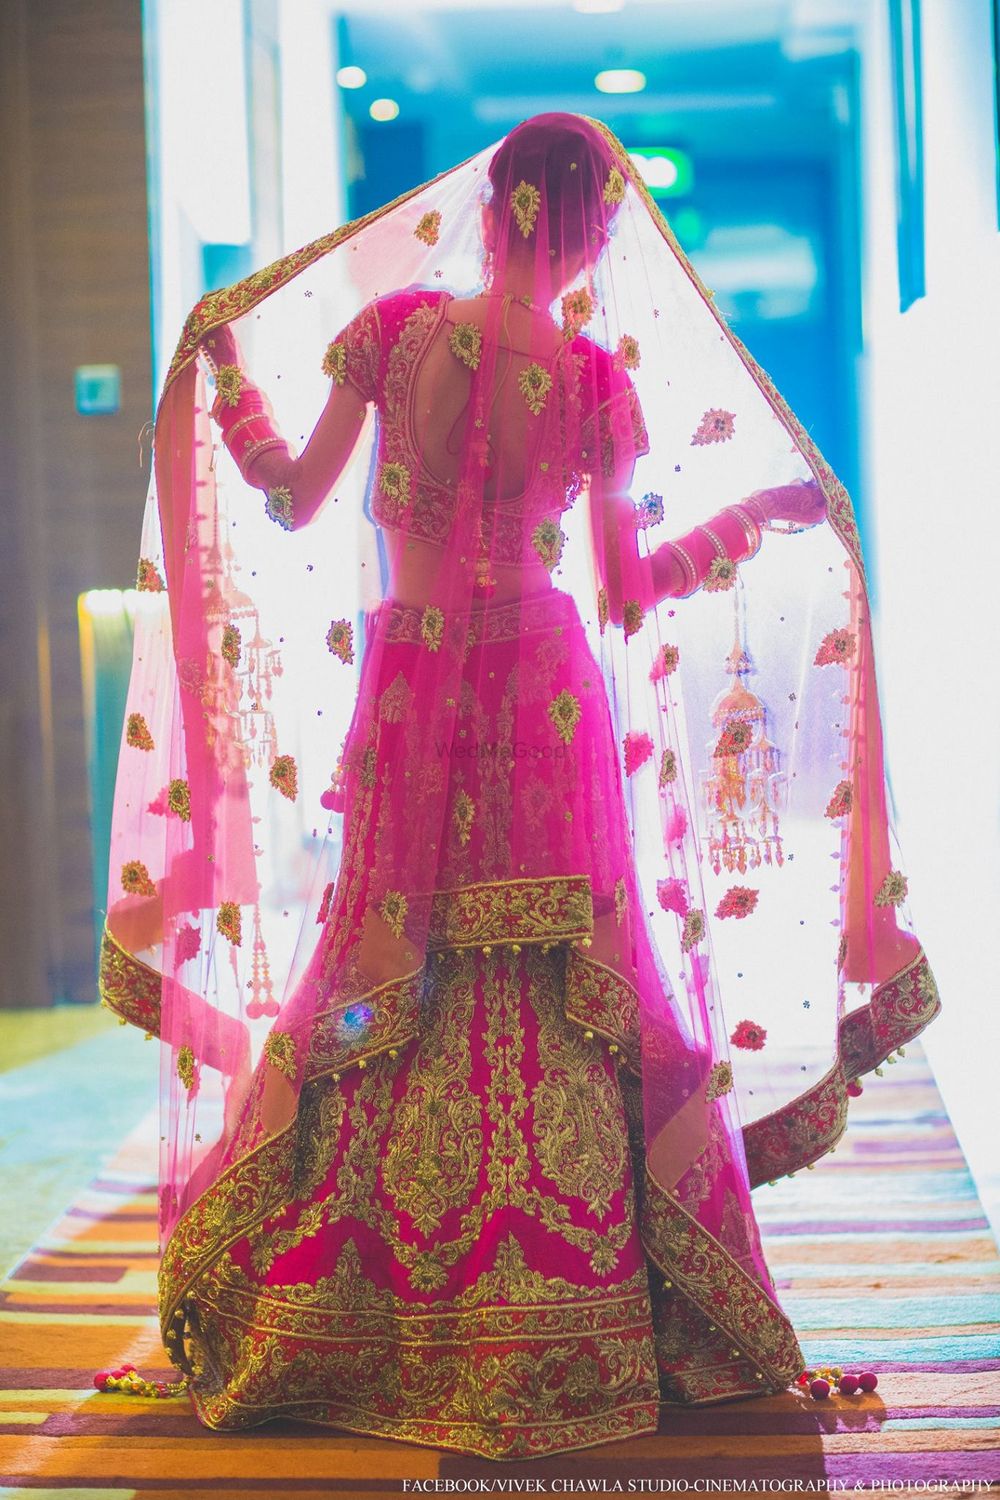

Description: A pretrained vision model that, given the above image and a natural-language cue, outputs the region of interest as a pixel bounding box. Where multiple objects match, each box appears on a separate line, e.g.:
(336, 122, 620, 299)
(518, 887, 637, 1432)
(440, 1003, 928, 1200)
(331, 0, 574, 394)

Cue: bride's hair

(486, 111, 620, 263)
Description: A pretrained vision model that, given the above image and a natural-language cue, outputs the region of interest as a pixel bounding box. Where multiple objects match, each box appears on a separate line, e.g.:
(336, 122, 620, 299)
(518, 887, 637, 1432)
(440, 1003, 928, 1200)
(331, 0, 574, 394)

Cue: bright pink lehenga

(172, 584, 802, 1455)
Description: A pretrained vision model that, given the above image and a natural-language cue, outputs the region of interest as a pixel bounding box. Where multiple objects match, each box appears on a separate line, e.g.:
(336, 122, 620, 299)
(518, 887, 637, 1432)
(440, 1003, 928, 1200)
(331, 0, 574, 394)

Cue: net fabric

(102, 113, 940, 1408)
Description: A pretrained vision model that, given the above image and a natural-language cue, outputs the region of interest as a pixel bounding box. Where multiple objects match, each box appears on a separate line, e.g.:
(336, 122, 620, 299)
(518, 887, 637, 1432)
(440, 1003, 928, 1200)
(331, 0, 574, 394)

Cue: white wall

(859, 0, 1000, 1233)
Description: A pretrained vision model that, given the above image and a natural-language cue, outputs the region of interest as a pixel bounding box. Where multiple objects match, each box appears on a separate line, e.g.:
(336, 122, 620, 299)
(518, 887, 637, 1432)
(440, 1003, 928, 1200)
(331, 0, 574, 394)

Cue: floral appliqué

(561, 286, 595, 339)
(874, 870, 908, 908)
(704, 557, 737, 593)
(448, 322, 482, 370)
(326, 619, 354, 665)
(531, 519, 565, 572)
(518, 363, 553, 416)
(379, 461, 412, 515)
(176, 1045, 197, 1093)
(548, 689, 582, 746)
(716, 886, 758, 920)
(216, 902, 242, 947)
(453, 791, 475, 848)
(221, 623, 241, 668)
(414, 210, 442, 247)
(136, 558, 165, 593)
(597, 587, 609, 634)
(680, 909, 705, 951)
(657, 877, 688, 917)
(126, 712, 154, 751)
(650, 643, 679, 681)
(264, 1030, 297, 1082)
(214, 364, 243, 408)
(510, 180, 541, 238)
(622, 600, 644, 639)
(691, 408, 736, 445)
(658, 747, 678, 786)
(121, 860, 156, 898)
(379, 890, 408, 939)
(705, 1060, 734, 1101)
(321, 340, 347, 383)
(623, 730, 654, 776)
(636, 492, 664, 530)
(614, 335, 640, 372)
(167, 779, 191, 822)
(814, 628, 857, 667)
(731, 1019, 767, 1051)
(270, 754, 298, 801)
(825, 781, 853, 818)
(420, 605, 444, 653)
(265, 486, 294, 530)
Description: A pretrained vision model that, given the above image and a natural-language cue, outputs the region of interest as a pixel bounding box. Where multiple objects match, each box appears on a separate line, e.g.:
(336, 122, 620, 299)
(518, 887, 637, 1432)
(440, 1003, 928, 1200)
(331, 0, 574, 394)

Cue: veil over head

(102, 112, 940, 1390)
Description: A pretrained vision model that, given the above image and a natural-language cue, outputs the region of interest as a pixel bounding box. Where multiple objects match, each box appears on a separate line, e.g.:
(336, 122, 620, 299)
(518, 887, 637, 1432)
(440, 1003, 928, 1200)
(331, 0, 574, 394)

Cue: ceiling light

(336, 65, 367, 89)
(369, 98, 400, 122)
(594, 69, 646, 95)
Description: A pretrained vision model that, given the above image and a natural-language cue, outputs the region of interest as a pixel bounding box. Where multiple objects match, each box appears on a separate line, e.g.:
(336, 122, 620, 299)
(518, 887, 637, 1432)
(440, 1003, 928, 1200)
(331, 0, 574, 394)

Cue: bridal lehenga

(100, 112, 941, 1459)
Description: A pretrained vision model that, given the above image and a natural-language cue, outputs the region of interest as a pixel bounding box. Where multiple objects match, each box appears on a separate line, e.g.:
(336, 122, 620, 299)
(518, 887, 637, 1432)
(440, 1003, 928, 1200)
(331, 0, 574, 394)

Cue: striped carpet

(1, 1039, 997, 1498)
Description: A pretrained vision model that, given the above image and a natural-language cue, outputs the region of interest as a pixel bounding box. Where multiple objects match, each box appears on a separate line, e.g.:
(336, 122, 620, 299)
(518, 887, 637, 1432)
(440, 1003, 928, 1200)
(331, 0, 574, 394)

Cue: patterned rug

(1, 1039, 997, 1498)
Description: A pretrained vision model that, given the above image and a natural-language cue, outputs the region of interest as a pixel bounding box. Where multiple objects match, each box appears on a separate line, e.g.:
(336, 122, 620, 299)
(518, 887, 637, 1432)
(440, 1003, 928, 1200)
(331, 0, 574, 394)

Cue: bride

(100, 112, 941, 1459)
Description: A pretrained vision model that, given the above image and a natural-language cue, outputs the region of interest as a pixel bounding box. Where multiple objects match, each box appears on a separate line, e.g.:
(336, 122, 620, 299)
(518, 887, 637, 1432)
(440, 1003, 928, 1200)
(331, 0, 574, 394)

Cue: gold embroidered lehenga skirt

(174, 587, 804, 1459)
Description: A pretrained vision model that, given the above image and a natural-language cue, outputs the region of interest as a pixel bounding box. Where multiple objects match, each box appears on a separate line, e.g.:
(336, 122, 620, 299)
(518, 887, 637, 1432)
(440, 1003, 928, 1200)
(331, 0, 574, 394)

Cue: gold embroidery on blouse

(378, 460, 411, 517)
(321, 340, 347, 383)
